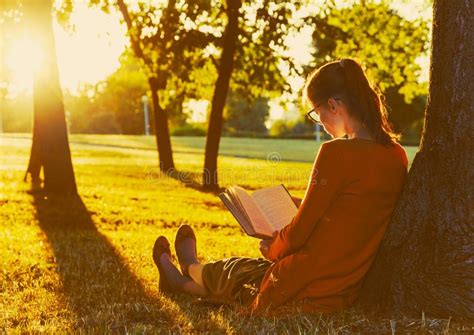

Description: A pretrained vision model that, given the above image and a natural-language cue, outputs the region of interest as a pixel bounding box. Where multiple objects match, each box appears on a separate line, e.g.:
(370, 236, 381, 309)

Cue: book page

(231, 186, 274, 238)
(227, 187, 252, 224)
(218, 193, 254, 235)
(251, 185, 298, 231)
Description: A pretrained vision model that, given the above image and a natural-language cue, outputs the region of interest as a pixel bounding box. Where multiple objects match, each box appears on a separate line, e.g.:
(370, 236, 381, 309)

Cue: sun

(2, 3, 128, 96)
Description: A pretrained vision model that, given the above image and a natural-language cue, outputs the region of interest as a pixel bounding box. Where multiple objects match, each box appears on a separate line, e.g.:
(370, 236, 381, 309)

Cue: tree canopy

(308, 1, 429, 101)
(306, 1, 429, 139)
(224, 92, 270, 135)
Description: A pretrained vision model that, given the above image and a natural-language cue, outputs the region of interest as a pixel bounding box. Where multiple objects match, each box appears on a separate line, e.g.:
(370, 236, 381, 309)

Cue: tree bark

(24, 0, 77, 194)
(360, 0, 473, 319)
(203, 0, 242, 190)
(149, 77, 175, 171)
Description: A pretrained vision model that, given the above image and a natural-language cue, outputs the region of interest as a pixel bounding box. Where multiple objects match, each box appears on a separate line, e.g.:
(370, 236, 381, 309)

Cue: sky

(2, 1, 432, 123)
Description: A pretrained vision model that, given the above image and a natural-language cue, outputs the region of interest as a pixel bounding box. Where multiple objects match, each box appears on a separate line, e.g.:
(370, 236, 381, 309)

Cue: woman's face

(313, 98, 346, 138)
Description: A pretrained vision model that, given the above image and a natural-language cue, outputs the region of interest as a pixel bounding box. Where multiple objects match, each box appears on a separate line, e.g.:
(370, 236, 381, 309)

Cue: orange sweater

(250, 138, 408, 314)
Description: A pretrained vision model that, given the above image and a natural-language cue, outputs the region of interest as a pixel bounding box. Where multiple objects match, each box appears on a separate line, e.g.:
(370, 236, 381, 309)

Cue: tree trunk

(24, 0, 77, 194)
(360, 0, 473, 319)
(116, 0, 175, 172)
(149, 77, 175, 172)
(203, 0, 242, 190)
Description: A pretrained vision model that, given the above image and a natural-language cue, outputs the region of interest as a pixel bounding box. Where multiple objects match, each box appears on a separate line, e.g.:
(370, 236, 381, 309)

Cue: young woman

(152, 58, 408, 314)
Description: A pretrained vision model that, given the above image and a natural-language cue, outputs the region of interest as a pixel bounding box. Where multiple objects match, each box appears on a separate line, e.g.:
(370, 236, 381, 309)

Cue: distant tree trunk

(203, 0, 242, 190)
(117, 0, 175, 172)
(149, 77, 174, 171)
(360, 0, 473, 319)
(24, 0, 77, 194)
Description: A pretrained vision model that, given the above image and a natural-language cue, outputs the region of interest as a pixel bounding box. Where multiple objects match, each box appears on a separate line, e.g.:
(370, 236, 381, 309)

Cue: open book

(218, 184, 298, 239)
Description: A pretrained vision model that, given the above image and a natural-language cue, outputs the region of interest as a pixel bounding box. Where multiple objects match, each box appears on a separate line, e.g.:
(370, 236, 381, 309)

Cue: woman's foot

(152, 236, 192, 292)
(174, 225, 198, 276)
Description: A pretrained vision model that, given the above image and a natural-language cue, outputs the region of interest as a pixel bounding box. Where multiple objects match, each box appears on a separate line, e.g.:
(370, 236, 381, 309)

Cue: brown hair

(303, 58, 399, 145)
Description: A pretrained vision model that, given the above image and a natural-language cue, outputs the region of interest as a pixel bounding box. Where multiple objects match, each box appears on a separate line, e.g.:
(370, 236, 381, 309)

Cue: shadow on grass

(31, 191, 228, 332)
(166, 169, 225, 194)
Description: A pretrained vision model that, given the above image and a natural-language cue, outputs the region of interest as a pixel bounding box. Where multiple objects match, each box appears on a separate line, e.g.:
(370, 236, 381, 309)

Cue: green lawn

(1, 134, 465, 333)
(3, 133, 420, 164)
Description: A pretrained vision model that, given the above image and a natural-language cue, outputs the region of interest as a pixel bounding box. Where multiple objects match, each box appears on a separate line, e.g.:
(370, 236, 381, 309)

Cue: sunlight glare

(4, 36, 45, 91)
(2, 3, 127, 96)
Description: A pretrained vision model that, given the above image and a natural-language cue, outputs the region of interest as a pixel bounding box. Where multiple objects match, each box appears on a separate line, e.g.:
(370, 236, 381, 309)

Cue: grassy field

(1, 133, 421, 164)
(0, 134, 467, 333)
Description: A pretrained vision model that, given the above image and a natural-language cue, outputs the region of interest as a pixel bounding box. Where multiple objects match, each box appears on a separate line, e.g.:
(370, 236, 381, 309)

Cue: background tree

(64, 49, 194, 135)
(64, 85, 122, 134)
(224, 92, 270, 135)
(269, 117, 318, 139)
(93, 51, 148, 134)
(360, 0, 473, 319)
(203, 0, 242, 189)
(307, 1, 429, 141)
(114, 0, 212, 171)
(0, 0, 77, 193)
(384, 86, 427, 142)
(203, 0, 302, 190)
(81, 0, 298, 189)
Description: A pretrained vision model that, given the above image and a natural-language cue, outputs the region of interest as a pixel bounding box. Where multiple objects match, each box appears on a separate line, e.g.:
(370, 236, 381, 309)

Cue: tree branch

(116, 0, 153, 70)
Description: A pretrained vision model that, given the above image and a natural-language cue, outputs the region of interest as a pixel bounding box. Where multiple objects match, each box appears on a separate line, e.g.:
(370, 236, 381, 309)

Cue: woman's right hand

(259, 239, 271, 259)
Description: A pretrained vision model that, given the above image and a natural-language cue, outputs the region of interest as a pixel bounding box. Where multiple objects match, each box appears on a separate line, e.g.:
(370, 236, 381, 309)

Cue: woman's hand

(259, 231, 278, 259)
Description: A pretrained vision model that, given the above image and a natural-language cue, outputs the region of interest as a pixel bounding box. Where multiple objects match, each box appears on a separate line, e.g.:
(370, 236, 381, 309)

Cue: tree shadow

(30, 191, 228, 332)
(166, 169, 225, 194)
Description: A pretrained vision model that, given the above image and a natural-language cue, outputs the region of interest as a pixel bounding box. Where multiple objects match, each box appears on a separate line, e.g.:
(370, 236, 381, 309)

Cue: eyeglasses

(305, 97, 341, 124)
(306, 103, 323, 124)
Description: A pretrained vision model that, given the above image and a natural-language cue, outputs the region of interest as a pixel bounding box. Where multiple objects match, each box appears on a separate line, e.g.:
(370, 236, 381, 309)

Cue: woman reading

(152, 58, 408, 314)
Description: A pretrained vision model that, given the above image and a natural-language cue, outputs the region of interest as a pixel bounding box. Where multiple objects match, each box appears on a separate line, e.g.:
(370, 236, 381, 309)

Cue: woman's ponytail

(304, 58, 400, 146)
(339, 59, 398, 145)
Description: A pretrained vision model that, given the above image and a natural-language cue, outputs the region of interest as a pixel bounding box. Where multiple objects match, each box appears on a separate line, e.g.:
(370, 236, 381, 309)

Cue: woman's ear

(327, 97, 339, 113)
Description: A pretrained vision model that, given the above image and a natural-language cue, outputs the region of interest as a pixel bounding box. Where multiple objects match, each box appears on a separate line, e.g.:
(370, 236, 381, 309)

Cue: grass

(0, 134, 469, 333)
(5, 133, 420, 165)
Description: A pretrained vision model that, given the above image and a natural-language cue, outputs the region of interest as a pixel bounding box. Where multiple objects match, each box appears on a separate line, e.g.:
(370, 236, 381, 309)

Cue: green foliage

(111, 0, 214, 88)
(269, 119, 293, 137)
(65, 88, 121, 134)
(224, 91, 270, 134)
(171, 123, 207, 136)
(308, 1, 429, 102)
(94, 51, 149, 134)
(178, 0, 303, 116)
(65, 49, 210, 134)
(187, 58, 218, 102)
(41, 0, 303, 134)
(64, 51, 148, 134)
(269, 117, 316, 138)
(384, 84, 427, 141)
(291, 117, 316, 135)
(228, 1, 303, 101)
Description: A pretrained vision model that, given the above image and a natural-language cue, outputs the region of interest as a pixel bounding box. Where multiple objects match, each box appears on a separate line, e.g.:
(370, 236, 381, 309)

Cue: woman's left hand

(259, 231, 278, 259)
